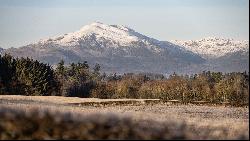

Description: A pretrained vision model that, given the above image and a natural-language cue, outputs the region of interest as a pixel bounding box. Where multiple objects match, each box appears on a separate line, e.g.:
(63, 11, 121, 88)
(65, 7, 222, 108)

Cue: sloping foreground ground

(0, 95, 249, 140)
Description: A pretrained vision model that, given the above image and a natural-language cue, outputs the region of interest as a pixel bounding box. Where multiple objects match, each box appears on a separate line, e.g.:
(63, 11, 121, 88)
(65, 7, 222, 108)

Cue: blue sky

(0, 0, 249, 48)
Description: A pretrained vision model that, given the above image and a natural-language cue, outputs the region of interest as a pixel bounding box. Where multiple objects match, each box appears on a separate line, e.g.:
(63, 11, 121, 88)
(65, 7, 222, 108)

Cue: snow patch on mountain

(0, 47, 4, 54)
(36, 22, 143, 47)
(171, 37, 249, 59)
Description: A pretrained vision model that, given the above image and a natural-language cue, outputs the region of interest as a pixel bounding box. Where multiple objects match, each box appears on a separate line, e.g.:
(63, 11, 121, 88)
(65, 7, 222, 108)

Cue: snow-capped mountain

(171, 37, 249, 59)
(2, 22, 204, 74)
(34, 22, 194, 55)
(1, 22, 248, 74)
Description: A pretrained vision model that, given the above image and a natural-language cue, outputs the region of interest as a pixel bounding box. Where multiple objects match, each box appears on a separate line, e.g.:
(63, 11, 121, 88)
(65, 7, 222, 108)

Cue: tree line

(0, 54, 249, 106)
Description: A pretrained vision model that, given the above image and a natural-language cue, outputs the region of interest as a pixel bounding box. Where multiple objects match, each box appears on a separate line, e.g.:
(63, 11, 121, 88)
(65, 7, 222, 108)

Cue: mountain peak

(80, 22, 134, 33)
(37, 22, 144, 47)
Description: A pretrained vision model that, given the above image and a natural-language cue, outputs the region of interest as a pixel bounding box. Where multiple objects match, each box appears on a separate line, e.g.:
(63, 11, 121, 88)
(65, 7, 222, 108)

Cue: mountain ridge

(171, 37, 249, 59)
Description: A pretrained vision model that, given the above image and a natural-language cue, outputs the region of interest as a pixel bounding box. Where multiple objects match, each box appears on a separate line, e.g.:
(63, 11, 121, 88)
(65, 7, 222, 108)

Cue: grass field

(0, 95, 249, 140)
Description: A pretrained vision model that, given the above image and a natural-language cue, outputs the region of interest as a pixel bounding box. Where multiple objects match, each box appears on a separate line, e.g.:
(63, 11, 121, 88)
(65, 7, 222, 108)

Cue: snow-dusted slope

(36, 22, 167, 53)
(38, 22, 139, 47)
(0, 47, 3, 53)
(171, 37, 249, 59)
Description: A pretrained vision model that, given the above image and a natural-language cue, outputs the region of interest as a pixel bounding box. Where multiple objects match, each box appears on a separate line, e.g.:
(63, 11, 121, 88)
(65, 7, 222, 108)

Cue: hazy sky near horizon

(0, 0, 249, 49)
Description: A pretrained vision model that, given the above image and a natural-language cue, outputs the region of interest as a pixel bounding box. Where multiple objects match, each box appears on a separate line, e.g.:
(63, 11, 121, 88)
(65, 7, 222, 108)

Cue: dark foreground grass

(0, 107, 248, 140)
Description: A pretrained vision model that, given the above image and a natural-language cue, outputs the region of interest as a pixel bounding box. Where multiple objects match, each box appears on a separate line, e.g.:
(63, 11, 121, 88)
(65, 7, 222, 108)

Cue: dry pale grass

(0, 95, 159, 104)
(0, 95, 249, 140)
